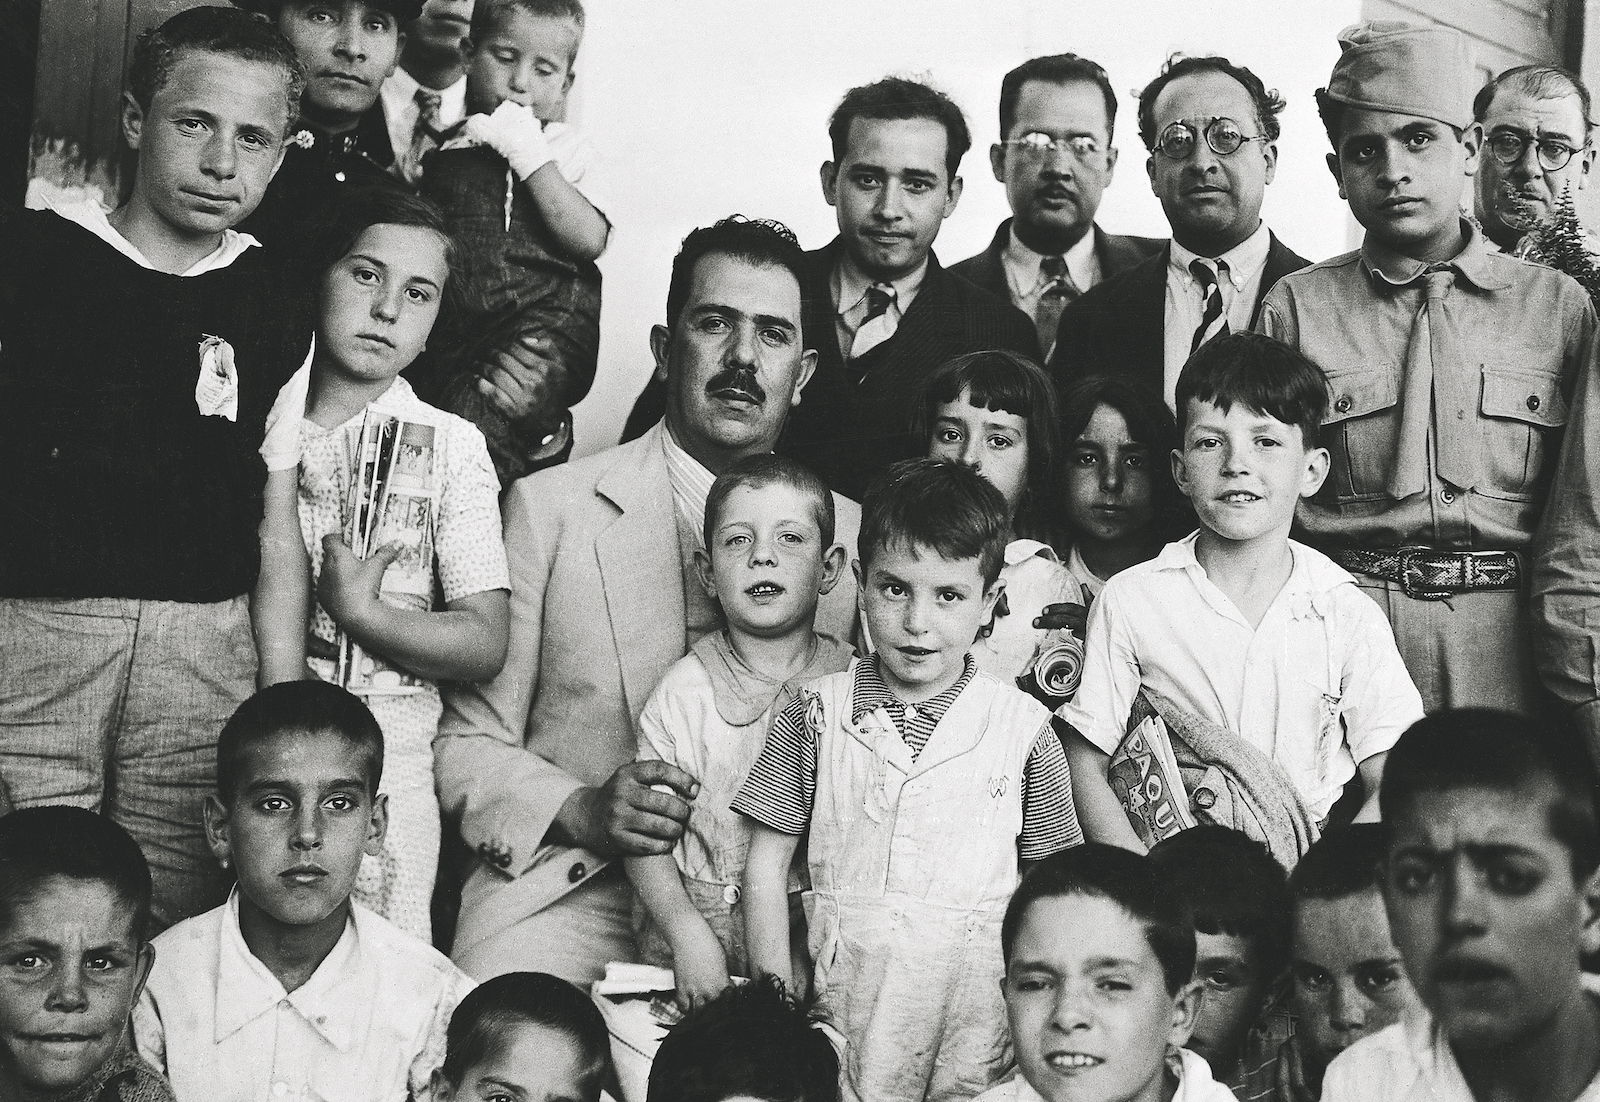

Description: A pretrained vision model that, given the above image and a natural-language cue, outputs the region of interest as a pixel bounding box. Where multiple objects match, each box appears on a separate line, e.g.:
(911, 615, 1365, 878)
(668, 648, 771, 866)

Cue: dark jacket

(778, 238, 1039, 501)
(949, 219, 1164, 302)
(1048, 233, 1310, 402)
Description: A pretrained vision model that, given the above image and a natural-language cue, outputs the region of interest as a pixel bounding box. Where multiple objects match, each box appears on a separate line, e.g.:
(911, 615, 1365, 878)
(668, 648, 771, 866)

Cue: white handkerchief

(195, 334, 239, 421)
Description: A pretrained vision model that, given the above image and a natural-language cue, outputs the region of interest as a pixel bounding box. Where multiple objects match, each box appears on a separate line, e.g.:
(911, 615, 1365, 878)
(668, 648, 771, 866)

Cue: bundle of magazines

(335, 412, 439, 695)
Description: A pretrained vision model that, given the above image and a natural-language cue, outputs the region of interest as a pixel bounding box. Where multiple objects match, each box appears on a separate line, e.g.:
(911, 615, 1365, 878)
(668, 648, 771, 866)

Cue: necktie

(1389, 267, 1477, 497)
(1035, 255, 1078, 359)
(849, 283, 897, 366)
(405, 89, 443, 184)
(1189, 258, 1230, 354)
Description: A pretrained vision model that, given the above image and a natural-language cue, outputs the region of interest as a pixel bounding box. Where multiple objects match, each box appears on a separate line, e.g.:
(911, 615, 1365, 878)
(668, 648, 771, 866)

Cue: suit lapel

(594, 425, 685, 720)
(1250, 233, 1310, 326)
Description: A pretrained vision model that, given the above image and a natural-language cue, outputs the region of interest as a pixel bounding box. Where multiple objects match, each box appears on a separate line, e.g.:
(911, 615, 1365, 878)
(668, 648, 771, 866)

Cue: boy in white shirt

(1059, 332, 1423, 850)
(133, 682, 475, 1102)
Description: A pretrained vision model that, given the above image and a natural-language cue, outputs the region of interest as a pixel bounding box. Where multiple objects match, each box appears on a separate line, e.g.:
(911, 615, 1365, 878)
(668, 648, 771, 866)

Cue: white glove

(462, 100, 554, 180)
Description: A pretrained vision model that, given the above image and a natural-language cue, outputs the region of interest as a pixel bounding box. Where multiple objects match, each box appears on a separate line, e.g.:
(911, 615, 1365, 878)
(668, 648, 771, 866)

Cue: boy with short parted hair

(1322, 710, 1600, 1102)
(1260, 21, 1599, 718)
(433, 971, 611, 1102)
(1149, 826, 1292, 1100)
(1286, 824, 1420, 1096)
(647, 976, 841, 1102)
(0, 807, 174, 1102)
(132, 681, 476, 1102)
(1059, 333, 1424, 856)
(412, 0, 609, 484)
(735, 458, 1083, 1102)
(986, 843, 1236, 1102)
(0, 5, 315, 931)
(626, 455, 852, 1009)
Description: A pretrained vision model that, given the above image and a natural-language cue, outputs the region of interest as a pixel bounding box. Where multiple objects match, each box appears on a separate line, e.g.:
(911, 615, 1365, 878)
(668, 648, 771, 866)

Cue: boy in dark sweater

(0, 6, 314, 931)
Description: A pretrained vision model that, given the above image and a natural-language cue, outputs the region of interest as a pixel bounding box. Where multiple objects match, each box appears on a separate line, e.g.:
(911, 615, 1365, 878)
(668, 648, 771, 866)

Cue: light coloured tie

(405, 88, 443, 184)
(1388, 268, 1465, 498)
(1035, 255, 1078, 358)
(1189, 258, 1230, 354)
(849, 283, 897, 365)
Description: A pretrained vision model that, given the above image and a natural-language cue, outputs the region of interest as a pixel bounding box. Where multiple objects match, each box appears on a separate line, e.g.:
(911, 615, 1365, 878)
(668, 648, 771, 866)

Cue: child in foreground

(0, 807, 173, 1102)
(297, 187, 509, 940)
(626, 455, 852, 1009)
(735, 459, 1082, 1102)
(417, 0, 610, 482)
(1149, 827, 1292, 1101)
(432, 972, 610, 1102)
(133, 681, 476, 1102)
(1285, 824, 1419, 1097)
(1323, 710, 1600, 1102)
(1058, 333, 1423, 858)
(647, 977, 841, 1102)
(985, 844, 1237, 1102)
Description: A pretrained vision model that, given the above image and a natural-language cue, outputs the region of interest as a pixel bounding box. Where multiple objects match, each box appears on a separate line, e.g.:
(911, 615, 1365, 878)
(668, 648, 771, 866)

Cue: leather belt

(1333, 546, 1521, 601)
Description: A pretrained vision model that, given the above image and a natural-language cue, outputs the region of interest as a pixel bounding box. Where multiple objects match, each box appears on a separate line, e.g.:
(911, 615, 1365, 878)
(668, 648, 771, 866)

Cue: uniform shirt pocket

(1477, 364, 1568, 501)
(1322, 365, 1400, 502)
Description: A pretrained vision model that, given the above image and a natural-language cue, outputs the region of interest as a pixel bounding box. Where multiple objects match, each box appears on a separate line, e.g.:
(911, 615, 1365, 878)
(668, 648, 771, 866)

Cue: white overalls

(801, 666, 1044, 1102)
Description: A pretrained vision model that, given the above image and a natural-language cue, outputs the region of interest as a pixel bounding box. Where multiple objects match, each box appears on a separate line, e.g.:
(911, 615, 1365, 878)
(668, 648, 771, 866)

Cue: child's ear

(818, 542, 848, 595)
(203, 795, 234, 870)
(1170, 447, 1190, 497)
(1460, 124, 1480, 177)
(1166, 979, 1204, 1050)
(131, 942, 156, 1007)
(852, 558, 867, 614)
(120, 91, 147, 152)
(1301, 445, 1331, 500)
(1579, 863, 1600, 958)
(430, 1068, 456, 1102)
(981, 577, 1004, 623)
(649, 323, 671, 383)
(366, 792, 390, 858)
(693, 546, 717, 601)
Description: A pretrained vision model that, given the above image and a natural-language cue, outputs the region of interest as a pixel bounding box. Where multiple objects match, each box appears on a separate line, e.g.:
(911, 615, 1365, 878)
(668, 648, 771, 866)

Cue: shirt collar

(35, 186, 257, 275)
(1005, 537, 1060, 566)
(1169, 221, 1271, 291)
(214, 891, 368, 1050)
(1360, 218, 1512, 291)
(1002, 223, 1100, 296)
(850, 652, 976, 723)
(835, 251, 929, 317)
(381, 67, 467, 122)
(661, 423, 718, 543)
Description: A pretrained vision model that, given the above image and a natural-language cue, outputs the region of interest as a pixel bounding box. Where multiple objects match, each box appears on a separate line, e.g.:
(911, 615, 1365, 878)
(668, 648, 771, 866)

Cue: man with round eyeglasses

(952, 53, 1161, 359)
(1048, 53, 1308, 411)
(1470, 65, 1596, 254)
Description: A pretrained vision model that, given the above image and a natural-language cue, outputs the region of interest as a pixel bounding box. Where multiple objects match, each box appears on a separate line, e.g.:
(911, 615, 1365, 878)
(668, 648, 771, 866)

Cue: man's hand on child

(317, 534, 400, 633)
(463, 100, 554, 180)
(1033, 601, 1088, 637)
(575, 759, 699, 858)
(477, 332, 562, 428)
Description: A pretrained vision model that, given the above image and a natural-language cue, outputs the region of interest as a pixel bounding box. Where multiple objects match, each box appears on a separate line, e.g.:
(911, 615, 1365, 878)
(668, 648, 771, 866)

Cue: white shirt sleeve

(1054, 581, 1141, 753)
(1337, 586, 1426, 764)
(258, 353, 312, 472)
(544, 121, 613, 228)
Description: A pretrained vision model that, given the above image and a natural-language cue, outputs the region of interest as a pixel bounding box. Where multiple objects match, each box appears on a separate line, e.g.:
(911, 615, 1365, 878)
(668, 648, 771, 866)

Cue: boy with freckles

(1260, 21, 1599, 719)
(1321, 710, 1600, 1102)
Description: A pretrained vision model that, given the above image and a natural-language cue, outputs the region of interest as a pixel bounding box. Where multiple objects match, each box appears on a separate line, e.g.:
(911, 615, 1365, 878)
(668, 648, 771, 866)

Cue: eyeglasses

(1486, 130, 1589, 172)
(1005, 132, 1105, 162)
(1154, 116, 1269, 160)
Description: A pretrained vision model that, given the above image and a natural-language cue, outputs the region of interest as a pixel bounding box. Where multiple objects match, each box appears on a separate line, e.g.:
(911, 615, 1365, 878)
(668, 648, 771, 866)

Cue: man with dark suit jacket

(952, 54, 1162, 359)
(777, 76, 1038, 501)
(1050, 54, 1310, 410)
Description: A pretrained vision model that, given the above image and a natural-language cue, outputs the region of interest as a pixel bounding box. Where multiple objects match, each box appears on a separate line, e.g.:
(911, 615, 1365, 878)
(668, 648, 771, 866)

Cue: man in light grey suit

(436, 217, 860, 982)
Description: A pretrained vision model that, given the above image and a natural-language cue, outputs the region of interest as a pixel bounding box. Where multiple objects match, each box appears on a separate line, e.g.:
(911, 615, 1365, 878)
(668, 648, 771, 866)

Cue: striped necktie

(1189, 257, 1230, 354)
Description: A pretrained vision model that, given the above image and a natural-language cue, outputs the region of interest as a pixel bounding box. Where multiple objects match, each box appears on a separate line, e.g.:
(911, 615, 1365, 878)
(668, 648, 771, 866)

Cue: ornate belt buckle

(1397, 546, 1455, 601)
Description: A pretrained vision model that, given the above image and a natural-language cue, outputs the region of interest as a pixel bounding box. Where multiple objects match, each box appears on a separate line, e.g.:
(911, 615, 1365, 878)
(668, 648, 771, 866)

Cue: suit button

(568, 862, 586, 883)
(497, 851, 512, 869)
(1527, 394, 1541, 411)
(722, 884, 741, 905)
(1334, 395, 1352, 414)
(1440, 488, 1457, 505)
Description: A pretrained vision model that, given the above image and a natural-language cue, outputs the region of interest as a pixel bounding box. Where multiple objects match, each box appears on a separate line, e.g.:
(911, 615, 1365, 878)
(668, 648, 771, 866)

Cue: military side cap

(1317, 20, 1476, 130)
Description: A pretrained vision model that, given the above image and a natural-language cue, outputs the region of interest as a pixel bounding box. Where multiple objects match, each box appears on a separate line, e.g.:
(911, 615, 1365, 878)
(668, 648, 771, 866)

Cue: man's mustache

(706, 367, 766, 403)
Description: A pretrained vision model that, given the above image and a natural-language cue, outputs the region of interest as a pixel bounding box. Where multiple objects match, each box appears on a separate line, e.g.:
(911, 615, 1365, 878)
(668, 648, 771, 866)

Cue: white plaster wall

(568, 0, 1368, 456)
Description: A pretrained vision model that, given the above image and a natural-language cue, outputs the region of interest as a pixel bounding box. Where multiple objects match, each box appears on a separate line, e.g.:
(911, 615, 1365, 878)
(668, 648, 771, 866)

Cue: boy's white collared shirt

(972, 1048, 1242, 1102)
(133, 891, 476, 1102)
(1056, 532, 1423, 820)
(1321, 975, 1600, 1101)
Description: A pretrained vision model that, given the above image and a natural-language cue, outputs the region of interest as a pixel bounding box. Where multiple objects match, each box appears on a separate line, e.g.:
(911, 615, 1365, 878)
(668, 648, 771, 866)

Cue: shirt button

(568, 861, 586, 883)
(1334, 395, 1352, 414)
(722, 884, 741, 905)
(334, 170, 347, 183)
(904, 704, 918, 720)
(1439, 487, 1457, 505)
(1527, 394, 1542, 411)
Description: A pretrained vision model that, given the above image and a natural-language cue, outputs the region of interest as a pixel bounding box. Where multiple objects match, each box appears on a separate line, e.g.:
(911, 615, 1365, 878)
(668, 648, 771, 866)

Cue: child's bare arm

(743, 823, 801, 989)
(1064, 728, 1147, 852)
(463, 103, 610, 261)
(626, 854, 731, 1009)
(1353, 751, 1387, 823)
(318, 535, 510, 681)
(252, 466, 310, 686)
